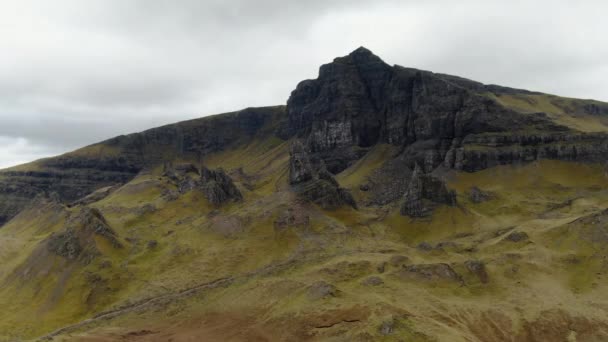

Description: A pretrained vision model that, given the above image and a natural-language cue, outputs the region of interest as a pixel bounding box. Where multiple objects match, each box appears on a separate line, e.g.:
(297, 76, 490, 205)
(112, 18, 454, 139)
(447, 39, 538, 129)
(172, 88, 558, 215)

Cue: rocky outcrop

(163, 162, 242, 206)
(400, 164, 456, 217)
(200, 167, 243, 205)
(307, 281, 339, 300)
(288, 141, 357, 209)
(399, 263, 463, 284)
(47, 207, 121, 263)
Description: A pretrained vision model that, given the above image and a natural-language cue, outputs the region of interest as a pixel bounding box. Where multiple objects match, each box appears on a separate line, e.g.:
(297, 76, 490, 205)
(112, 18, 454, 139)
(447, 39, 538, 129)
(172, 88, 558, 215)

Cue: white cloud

(0, 0, 607, 169)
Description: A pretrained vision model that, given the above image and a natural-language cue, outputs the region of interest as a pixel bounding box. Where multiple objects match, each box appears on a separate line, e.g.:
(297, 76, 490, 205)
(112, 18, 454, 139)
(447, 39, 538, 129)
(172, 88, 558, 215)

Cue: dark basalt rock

(288, 140, 357, 209)
(163, 162, 242, 206)
(400, 263, 463, 284)
(361, 276, 384, 286)
(469, 186, 495, 203)
(505, 231, 529, 242)
(400, 164, 456, 217)
(48, 207, 122, 262)
(279, 47, 567, 175)
(307, 281, 339, 300)
(464, 260, 489, 284)
(48, 230, 82, 260)
(200, 167, 243, 205)
(69, 185, 120, 207)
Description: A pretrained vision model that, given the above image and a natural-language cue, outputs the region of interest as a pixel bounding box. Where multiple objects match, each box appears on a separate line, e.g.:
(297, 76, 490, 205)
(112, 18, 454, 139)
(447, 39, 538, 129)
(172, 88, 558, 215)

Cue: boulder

(307, 281, 339, 300)
(400, 263, 463, 284)
(505, 231, 529, 242)
(361, 276, 384, 286)
(464, 260, 489, 284)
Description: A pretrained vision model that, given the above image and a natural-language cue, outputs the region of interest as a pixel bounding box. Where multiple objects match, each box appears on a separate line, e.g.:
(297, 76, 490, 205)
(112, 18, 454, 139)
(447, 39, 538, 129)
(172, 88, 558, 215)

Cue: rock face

(47, 207, 122, 263)
(163, 163, 242, 206)
(200, 167, 243, 205)
(288, 140, 357, 209)
(279, 47, 574, 174)
(400, 164, 457, 217)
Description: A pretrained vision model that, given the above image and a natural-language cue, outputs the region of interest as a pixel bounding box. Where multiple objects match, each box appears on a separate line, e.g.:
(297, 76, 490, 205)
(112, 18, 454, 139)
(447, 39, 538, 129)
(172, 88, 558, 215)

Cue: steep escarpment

(279, 47, 570, 174)
(0, 106, 282, 226)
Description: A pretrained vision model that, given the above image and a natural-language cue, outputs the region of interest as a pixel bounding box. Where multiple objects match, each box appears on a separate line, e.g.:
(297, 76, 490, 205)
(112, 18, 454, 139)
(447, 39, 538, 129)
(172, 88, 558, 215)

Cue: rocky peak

(280, 48, 564, 175)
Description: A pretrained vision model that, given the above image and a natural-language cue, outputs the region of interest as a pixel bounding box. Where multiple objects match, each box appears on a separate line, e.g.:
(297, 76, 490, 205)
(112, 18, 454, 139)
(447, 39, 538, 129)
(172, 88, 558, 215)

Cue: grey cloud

(0, 0, 607, 169)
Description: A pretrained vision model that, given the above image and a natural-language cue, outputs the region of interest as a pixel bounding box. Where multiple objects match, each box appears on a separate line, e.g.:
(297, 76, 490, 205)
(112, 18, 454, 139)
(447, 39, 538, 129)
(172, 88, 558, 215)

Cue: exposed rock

(389, 255, 410, 267)
(378, 319, 395, 336)
(376, 262, 387, 273)
(69, 185, 120, 207)
(47, 207, 122, 262)
(68, 207, 122, 248)
(288, 140, 315, 184)
(400, 164, 456, 217)
(400, 263, 463, 284)
(48, 230, 82, 260)
(320, 261, 372, 281)
(416, 242, 434, 252)
(163, 163, 242, 206)
(288, 140, 357, 209)
(464, 260, 489, 284)
(361, 276, 384, 286)
(469, 186, 495, 203)
(307, 281, 339, 300)
(279, 47, 575, 176)
(505, 231, 529, 242)
(200, 167, 243, 205)
(147, 240, 158, 249)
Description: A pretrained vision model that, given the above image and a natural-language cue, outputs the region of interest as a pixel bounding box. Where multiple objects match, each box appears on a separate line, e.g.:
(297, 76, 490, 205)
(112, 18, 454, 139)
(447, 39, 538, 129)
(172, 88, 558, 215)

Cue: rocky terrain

(1, 48, 608, 341)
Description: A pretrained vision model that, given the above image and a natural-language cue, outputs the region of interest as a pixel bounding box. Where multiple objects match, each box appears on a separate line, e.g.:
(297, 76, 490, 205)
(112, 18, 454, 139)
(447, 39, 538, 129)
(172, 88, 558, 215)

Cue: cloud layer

(1, 0, 607, 168)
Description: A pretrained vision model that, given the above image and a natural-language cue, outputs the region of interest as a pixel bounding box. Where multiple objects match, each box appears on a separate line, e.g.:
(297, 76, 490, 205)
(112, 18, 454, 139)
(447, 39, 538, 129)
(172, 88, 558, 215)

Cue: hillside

(1, 47, 608, 341)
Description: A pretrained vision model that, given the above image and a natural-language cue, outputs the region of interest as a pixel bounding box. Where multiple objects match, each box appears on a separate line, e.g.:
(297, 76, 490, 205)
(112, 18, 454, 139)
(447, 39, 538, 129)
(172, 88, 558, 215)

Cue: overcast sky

(0, 0, 606, 169)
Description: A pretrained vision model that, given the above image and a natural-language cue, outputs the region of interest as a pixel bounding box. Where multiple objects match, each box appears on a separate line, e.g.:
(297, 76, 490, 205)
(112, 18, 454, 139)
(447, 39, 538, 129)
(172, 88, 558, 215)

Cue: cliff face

(279, 47, 573, 173)
(0, 106, 282, 226)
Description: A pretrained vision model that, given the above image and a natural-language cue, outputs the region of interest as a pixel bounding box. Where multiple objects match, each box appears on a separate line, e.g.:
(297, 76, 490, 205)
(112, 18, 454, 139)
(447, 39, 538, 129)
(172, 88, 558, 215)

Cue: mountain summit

(1, 49, 608, 341)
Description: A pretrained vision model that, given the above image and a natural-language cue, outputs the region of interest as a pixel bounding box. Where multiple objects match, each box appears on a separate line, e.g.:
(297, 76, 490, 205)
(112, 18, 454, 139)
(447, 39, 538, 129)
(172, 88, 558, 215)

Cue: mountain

(2, 47, 608, 341)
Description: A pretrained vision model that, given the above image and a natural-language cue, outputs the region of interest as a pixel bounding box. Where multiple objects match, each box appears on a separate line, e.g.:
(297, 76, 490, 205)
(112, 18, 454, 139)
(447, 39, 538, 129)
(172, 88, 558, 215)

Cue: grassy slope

(489, 93, 608, 132)
(1, 131, 607, 341)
